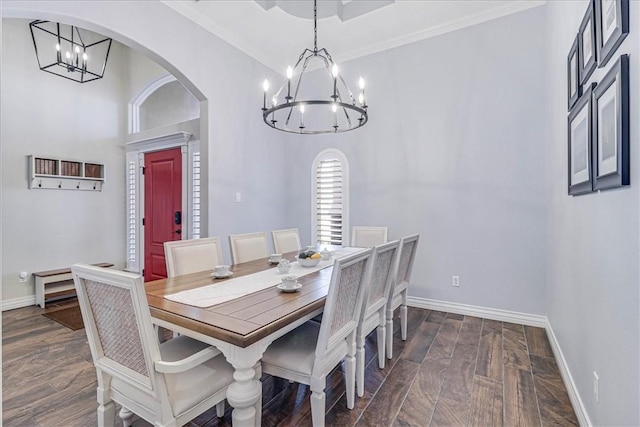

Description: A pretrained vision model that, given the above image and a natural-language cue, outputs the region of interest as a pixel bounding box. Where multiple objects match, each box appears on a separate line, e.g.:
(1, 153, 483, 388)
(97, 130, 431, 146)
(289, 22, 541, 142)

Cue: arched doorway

(1, 6, 210, 300)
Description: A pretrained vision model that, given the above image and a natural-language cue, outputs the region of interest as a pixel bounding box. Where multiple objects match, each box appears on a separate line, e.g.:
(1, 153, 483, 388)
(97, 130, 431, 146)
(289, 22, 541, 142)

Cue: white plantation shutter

(125, 151, 141, 272)
(313, 149, 349, 246)
(191, 150, 201, 239)
(316, 159, 343, 245)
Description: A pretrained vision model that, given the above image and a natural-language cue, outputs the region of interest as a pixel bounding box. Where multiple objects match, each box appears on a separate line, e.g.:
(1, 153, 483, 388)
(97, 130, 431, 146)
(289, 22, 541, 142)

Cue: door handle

(175, 229, 182, 234)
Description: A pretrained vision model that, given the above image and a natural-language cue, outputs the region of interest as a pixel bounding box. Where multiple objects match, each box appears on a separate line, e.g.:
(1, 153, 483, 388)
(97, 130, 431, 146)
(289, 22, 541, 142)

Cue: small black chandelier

(261, 0, 369, 134)
(29, 20, 112, 84)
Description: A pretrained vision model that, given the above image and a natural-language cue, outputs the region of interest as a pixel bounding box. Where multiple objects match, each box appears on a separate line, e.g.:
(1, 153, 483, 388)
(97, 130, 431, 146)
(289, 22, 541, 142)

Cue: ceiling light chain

(261, 0, 368, 135)
(313, 0, 318, 52)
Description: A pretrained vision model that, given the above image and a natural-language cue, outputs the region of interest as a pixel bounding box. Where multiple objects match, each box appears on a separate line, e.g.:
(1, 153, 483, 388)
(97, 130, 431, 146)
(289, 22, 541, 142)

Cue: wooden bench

(34, 262, 114, 308)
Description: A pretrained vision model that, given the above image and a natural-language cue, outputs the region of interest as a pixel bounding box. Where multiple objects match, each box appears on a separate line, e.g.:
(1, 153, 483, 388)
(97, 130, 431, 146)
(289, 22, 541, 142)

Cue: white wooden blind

(316, 158, 343, 245)
(191, 151, 201, 239)
(125, 153, 140, 273)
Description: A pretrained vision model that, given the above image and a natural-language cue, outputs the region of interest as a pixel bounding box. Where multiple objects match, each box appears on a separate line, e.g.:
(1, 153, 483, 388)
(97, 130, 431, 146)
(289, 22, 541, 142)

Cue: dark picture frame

(568, 83, 596, 195)
(595, 0, 628, 68)
(567, 35, 582, 111)
(578, 0, 597, 84)
(592, 54, 629, 190)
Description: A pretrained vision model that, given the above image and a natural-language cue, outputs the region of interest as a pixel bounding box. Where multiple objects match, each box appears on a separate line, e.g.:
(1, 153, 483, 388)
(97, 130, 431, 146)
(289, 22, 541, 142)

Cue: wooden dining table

(145, 249, 338, 427)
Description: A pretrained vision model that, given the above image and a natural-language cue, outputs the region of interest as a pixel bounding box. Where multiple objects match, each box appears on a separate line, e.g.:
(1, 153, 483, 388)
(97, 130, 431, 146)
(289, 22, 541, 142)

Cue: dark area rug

(42, 302, 85, 331)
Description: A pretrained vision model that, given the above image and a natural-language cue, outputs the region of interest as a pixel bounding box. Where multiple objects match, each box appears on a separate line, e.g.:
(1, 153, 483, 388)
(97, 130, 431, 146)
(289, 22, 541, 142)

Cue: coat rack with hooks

(28, 155, 105, 191)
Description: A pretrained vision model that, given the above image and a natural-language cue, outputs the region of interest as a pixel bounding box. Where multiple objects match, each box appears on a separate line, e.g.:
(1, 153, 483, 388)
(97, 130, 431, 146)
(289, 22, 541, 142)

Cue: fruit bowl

(298, 250, 321, 267)
(298, 257, 320, 267)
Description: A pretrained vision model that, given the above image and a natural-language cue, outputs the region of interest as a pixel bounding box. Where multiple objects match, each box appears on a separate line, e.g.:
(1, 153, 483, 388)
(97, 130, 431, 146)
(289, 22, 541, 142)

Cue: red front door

(144, 148, 182, 282)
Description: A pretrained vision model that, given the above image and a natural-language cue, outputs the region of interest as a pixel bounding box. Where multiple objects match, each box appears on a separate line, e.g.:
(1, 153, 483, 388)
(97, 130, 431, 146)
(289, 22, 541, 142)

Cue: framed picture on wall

(595, 0, 628, 68)
(568, 83, 596, 195)
(592, 54, 629, 190)
(567, 35, 582, 110)
(578, 0, 597, 84)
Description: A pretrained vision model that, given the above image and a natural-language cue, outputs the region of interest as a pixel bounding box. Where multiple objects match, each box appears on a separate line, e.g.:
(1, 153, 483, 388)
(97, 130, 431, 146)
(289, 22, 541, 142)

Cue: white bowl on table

(298, 257, 320, 268)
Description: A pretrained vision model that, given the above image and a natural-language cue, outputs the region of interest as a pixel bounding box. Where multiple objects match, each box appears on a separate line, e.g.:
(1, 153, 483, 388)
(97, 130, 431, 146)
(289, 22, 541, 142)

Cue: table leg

(223, 346, 264, 427)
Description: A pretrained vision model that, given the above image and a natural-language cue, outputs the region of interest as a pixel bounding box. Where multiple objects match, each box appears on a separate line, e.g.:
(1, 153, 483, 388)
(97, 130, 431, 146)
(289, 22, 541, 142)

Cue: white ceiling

(161, 0, 545, 75)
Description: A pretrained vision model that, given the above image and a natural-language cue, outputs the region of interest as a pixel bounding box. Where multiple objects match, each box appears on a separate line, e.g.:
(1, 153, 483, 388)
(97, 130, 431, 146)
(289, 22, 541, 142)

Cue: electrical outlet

(18, 271, 28, 283)
(593, 371, 599, 403)
(452, 275, 460, 287)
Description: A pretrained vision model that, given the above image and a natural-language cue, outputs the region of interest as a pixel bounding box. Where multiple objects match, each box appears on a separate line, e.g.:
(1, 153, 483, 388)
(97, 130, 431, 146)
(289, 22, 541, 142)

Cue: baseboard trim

(407, 296, 547, 327)
(2, 295, 36, 311)
(407, 296, 590, 425)
(545, 323, 591, 426)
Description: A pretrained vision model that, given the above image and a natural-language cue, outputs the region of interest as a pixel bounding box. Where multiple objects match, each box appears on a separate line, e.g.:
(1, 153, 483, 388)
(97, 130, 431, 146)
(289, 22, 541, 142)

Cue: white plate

(211, 271, 234, 279)
(277, 283, 302, 293)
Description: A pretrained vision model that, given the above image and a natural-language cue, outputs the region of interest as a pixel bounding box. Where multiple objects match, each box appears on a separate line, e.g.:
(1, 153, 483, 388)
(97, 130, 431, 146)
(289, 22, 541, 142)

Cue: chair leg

(97, 401, 116, 427)
(345, 352, 356, 409)
(401, 290, 408, 341)
(118, 407, 134, 427)
(386, 308, 394, 360)
(376, 324, 386, 369)
(356, 333, 365, 398)
(216, 401, 225, 418)
(310, 382, 326, 427)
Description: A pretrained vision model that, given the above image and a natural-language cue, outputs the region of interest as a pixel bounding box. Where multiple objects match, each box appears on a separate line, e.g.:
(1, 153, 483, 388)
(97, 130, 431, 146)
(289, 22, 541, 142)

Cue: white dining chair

(386, 234, 420, 360)
(261, 248, 373, 427)
(271, 228, 301, 254)
(351, 226, 388, 248)
(355, 240, 400, 397)
(71, 264, 234, 427)
(164, 237, 224, 277)
(229, 231, 270, 264)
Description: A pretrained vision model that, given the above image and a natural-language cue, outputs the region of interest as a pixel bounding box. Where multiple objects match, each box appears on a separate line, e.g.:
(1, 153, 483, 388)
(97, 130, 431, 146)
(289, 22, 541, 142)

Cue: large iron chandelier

(29, 20, 112, 84)
(261, 0, 369, 134)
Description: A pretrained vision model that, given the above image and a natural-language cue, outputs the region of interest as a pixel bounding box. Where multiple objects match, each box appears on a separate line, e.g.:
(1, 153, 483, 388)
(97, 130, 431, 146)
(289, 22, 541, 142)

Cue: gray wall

(284, 6, 549, 316)
(1, 19, 128, 301)
(545, 1, 639, 425)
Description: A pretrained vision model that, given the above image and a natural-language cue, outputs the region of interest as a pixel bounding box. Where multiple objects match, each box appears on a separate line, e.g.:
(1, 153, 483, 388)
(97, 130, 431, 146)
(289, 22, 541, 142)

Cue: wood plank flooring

(2, 302, 578, 426)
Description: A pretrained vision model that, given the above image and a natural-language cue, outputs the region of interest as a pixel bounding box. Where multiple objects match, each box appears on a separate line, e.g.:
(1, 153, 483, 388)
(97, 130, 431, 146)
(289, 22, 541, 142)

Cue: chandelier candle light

(261, 0, 369, 134)
(29, 20, 112, 84)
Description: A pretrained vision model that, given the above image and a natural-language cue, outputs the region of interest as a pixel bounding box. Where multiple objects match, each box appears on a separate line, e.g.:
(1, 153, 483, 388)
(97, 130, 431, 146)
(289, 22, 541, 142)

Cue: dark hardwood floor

(2, 301, 578, 426)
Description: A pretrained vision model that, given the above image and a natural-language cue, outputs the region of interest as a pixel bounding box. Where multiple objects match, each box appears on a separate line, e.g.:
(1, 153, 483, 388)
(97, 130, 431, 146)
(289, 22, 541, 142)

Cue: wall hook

(93, 183, 97, 190)
(58, 181, 62, 189)
(77, 182, 80, 189)
(38, 180, 42, 188)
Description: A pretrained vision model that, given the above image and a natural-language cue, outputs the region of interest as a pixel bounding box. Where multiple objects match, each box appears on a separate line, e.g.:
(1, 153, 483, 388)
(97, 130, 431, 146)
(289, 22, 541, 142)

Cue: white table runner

(164, 247, 363, 308)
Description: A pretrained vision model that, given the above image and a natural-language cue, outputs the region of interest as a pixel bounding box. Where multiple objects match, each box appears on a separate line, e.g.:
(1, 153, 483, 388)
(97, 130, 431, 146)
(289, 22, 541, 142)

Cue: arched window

(129, 74, 200, 134)
(312, 149, 349, 246)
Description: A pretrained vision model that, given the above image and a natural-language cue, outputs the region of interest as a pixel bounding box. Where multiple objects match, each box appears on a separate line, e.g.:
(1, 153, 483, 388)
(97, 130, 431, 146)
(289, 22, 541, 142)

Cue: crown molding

(125, 131, 192, 152)
(332, 1, 546, 65)
(162, 1, 546, 74)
